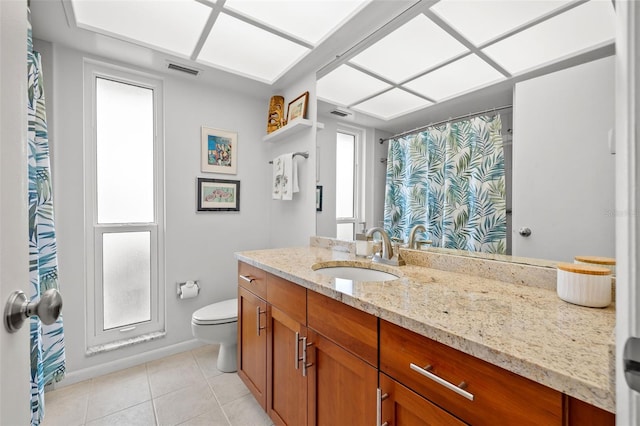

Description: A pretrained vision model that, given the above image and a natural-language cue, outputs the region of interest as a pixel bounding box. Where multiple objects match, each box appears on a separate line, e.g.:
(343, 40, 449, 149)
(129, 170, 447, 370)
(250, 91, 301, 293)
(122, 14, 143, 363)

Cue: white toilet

(191, 298, 238, 373)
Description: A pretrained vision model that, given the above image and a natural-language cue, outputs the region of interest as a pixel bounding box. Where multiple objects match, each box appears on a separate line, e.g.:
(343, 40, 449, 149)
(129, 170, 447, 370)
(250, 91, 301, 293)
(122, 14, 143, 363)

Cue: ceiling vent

(167, 62, 200, 76)
(330, 108, 352, 118)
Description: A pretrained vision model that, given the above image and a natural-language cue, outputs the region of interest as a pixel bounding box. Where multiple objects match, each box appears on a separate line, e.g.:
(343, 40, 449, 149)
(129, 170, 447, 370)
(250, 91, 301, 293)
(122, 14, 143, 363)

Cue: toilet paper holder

(177, 280, 200, 299)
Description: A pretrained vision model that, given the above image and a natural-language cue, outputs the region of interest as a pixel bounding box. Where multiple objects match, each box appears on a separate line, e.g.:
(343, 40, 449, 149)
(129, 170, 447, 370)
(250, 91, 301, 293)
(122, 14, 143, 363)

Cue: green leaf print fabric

(384, 115, 506, 254)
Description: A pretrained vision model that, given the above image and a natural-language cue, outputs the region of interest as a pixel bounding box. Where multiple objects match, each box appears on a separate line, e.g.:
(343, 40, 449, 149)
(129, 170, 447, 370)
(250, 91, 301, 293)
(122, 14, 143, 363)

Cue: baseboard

(54, 339, 205, 388)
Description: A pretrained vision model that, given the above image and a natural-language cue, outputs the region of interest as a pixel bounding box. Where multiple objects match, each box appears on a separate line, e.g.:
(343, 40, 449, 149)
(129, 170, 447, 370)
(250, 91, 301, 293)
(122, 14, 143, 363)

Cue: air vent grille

(167, 63, 200, 76)
(330, 109, 351, 117)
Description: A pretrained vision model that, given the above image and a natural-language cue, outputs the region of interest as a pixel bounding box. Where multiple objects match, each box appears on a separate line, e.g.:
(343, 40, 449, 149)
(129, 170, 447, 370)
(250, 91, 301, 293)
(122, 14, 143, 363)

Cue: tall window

(336, 129, 362, 240)
(84, 62, 164, 348)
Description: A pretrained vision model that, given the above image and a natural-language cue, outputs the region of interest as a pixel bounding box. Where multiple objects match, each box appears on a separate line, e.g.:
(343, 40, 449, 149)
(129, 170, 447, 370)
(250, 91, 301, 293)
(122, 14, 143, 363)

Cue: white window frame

(83, 60, 165, 350)
(336, 126, 366, 239)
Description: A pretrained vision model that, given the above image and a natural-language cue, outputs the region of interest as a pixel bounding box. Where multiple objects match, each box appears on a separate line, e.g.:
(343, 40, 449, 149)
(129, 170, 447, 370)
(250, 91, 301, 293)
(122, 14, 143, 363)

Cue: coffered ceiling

(31, 0, 616, 129)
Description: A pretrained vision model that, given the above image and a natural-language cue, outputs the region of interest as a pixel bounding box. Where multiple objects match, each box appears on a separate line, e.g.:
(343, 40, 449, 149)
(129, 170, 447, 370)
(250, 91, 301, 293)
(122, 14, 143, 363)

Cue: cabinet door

(380, 373, 467, 426)
(267, 306, 307, 426)
(307, 329, 378, 426)
(237, 286, 267, 409)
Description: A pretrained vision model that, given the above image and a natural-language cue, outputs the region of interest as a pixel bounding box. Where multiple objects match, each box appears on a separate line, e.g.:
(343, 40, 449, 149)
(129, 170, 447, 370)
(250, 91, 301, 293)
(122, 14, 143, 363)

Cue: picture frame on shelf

(201, 126, 237, 174)
(316, 185, 323, 212)
(286, 91, 309, 123)
(197, 178, 240, 212)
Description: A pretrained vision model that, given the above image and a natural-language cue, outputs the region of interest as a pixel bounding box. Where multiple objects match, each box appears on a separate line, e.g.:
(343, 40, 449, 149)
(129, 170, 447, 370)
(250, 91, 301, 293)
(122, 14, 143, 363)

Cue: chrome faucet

(365, 227, 405, 266)
(407, 224, 427, 250)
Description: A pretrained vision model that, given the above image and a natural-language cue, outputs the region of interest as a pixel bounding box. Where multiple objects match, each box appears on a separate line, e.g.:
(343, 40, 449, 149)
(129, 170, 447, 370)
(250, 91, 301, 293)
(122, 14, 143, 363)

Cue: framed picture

(201, 126, 237, 174)
(316, 185, 323, 212)
(287, 91, 309, 123)
(197, 178, 240, 212)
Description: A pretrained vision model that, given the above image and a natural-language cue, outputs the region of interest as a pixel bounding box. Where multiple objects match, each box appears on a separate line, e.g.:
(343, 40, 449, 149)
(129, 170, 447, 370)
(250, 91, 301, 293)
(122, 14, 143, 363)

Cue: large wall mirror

(314, 0, 616, 265)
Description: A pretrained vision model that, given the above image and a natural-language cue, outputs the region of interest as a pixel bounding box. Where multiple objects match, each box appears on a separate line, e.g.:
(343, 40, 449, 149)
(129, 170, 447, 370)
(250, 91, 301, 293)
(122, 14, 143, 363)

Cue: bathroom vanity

(235, 243, 615, 425)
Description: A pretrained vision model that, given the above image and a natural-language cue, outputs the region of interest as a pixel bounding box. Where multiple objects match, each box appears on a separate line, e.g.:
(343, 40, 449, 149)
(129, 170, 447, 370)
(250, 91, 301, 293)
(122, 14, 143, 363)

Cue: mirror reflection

(315, 1, 615, 265)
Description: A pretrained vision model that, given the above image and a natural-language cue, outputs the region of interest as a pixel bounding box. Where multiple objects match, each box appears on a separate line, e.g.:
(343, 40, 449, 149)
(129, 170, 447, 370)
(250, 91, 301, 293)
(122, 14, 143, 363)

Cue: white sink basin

(314, 266, 399, 282)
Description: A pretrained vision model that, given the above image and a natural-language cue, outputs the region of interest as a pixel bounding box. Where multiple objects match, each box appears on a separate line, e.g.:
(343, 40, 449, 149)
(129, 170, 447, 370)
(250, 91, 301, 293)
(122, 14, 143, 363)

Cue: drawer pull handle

(256, 306, 266, 336)
(410, 363, 474, 401)
(302, 337, 314, 377)
(295, 332, 303, 370)
(377, 388, 389, 426)
(240, 275, 255, 283)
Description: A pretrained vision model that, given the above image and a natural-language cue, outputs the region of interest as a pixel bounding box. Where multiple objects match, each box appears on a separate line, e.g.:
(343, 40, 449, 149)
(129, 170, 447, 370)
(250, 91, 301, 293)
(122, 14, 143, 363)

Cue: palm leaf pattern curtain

(384, 114, 506, 253)
(28, 12, 66, 426)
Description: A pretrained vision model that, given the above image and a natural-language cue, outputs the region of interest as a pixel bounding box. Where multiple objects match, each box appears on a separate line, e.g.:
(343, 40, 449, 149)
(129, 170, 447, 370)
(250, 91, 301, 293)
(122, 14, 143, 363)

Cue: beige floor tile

(207, 373, 249, 406)
(148, 352, 207, 398)
(86, 364, 151, 421)
(176, 404, 230, 426)
(85, 401, 156, 426)
(222, 394, 273, 426)
(191, 344, 224, 379)
(154, 383, 217, 426)
(42, 381, 91, 426)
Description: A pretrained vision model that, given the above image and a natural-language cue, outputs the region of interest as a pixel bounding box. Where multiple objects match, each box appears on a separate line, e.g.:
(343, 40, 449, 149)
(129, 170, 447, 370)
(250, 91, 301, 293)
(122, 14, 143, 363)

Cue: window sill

(86, 330, 166, 356)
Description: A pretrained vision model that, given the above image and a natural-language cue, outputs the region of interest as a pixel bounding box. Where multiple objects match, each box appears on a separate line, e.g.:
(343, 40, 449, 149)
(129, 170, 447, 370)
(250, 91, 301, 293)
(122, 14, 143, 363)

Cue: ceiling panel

(223, 0, 369, 45)
(349, 13, 468, 83)
(352, 88, 433, 120)
(71, 0, 211, 57)
(317, 65, 392, 107)
(197, 13, 310, 83)
(431, 0, 574, 46)
(482, 0, 615, 75)
(405, 54, 505, 101)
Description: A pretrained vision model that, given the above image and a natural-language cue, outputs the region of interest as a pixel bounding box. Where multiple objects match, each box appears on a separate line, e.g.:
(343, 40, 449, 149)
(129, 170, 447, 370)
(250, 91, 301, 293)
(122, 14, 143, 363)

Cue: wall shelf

(263, 118, 313, 143)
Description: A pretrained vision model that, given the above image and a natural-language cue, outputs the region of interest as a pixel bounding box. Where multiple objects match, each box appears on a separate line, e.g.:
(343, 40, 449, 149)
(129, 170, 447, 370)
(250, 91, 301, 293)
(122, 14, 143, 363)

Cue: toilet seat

(192, 298, 237, 325)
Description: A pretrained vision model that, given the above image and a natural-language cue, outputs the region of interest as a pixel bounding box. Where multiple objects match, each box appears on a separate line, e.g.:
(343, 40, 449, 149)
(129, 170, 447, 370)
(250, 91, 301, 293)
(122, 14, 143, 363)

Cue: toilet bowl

(191, 298, 238, 373)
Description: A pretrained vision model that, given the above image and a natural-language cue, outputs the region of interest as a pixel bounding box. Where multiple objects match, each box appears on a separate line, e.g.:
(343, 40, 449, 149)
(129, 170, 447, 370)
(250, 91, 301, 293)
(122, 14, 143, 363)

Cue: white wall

(268, 75, 317, 248)
(513, 56, 615, 261)
(41, 41, 274, 377)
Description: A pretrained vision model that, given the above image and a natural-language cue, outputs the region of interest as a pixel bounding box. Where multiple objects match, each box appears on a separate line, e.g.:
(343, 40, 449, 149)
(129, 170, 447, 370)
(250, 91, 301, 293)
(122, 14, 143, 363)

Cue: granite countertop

(235, 245, 616, 413)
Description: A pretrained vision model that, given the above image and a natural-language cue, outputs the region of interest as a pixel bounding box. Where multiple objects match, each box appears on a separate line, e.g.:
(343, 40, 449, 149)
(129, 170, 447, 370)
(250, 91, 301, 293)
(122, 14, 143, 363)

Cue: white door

(616, 1, 640, 423)
(0, 0, 31, 425)
(512, 56, 616, 262)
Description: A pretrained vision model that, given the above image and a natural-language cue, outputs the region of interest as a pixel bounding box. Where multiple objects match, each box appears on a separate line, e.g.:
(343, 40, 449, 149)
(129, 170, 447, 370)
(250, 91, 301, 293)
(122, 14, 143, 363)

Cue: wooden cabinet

(379, 373, 467, 426)
(238, 261, 614, 425)
(565, 396, 615, 426)
(237, 285, 267, 409)
(380, 319, 563, 426)
(306, 290, 378, 426)
(266, 274, 308, 425)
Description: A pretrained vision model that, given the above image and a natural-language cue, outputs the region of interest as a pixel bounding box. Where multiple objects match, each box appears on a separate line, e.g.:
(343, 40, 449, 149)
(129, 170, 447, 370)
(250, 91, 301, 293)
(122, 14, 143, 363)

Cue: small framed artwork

(287, 91, 309, 123)
(197, 178, 240, 212)
(201, 126, 237, 174)
(316, 185, 323, 212)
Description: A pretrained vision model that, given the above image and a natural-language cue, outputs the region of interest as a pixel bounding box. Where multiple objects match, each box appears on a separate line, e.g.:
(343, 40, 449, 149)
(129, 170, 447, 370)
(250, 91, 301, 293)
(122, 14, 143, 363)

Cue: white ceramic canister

(574, 255, 616, 275)
(556, 263, 612, 308)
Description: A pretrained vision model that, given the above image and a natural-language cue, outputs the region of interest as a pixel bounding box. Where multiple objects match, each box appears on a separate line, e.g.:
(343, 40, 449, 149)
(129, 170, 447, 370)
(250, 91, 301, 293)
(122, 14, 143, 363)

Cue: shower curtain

(383, 114, 506, 253)
(28, 12, 66, 426)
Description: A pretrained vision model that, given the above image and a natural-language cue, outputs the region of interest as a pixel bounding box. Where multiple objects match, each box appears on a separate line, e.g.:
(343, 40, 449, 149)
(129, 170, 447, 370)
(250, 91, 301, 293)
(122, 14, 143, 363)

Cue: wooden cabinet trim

(307, 290, 378, 367)
(267, 272, 307, 325)
(238, 261, 267, 299)
(380, 319, 563, 426)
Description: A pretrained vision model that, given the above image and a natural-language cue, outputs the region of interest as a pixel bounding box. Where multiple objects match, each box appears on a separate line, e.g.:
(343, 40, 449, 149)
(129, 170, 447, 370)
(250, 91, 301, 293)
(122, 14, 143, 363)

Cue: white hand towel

(281, 153, 294, 200)
(272, 155, 284, 199)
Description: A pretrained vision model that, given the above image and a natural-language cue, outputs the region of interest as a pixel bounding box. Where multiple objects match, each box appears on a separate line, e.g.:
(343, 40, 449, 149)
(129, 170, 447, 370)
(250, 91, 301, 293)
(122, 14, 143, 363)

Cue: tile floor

(42, 345, 273, 426)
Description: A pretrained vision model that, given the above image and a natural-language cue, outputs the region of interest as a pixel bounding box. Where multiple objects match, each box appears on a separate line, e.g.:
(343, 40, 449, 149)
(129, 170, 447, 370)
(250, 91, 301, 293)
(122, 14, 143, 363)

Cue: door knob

(4, 288, 62, 333)
(624, 337, 640, 392)
(518, 227, 532, 237)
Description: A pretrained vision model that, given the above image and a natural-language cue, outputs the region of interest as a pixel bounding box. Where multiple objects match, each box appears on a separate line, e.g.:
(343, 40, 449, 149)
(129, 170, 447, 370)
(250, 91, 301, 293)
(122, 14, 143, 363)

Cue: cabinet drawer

(266, 273, 306, 325)
(307, 291, 377, 366)
(380, 320, 563, 426)
(238, 261, 267, 299)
